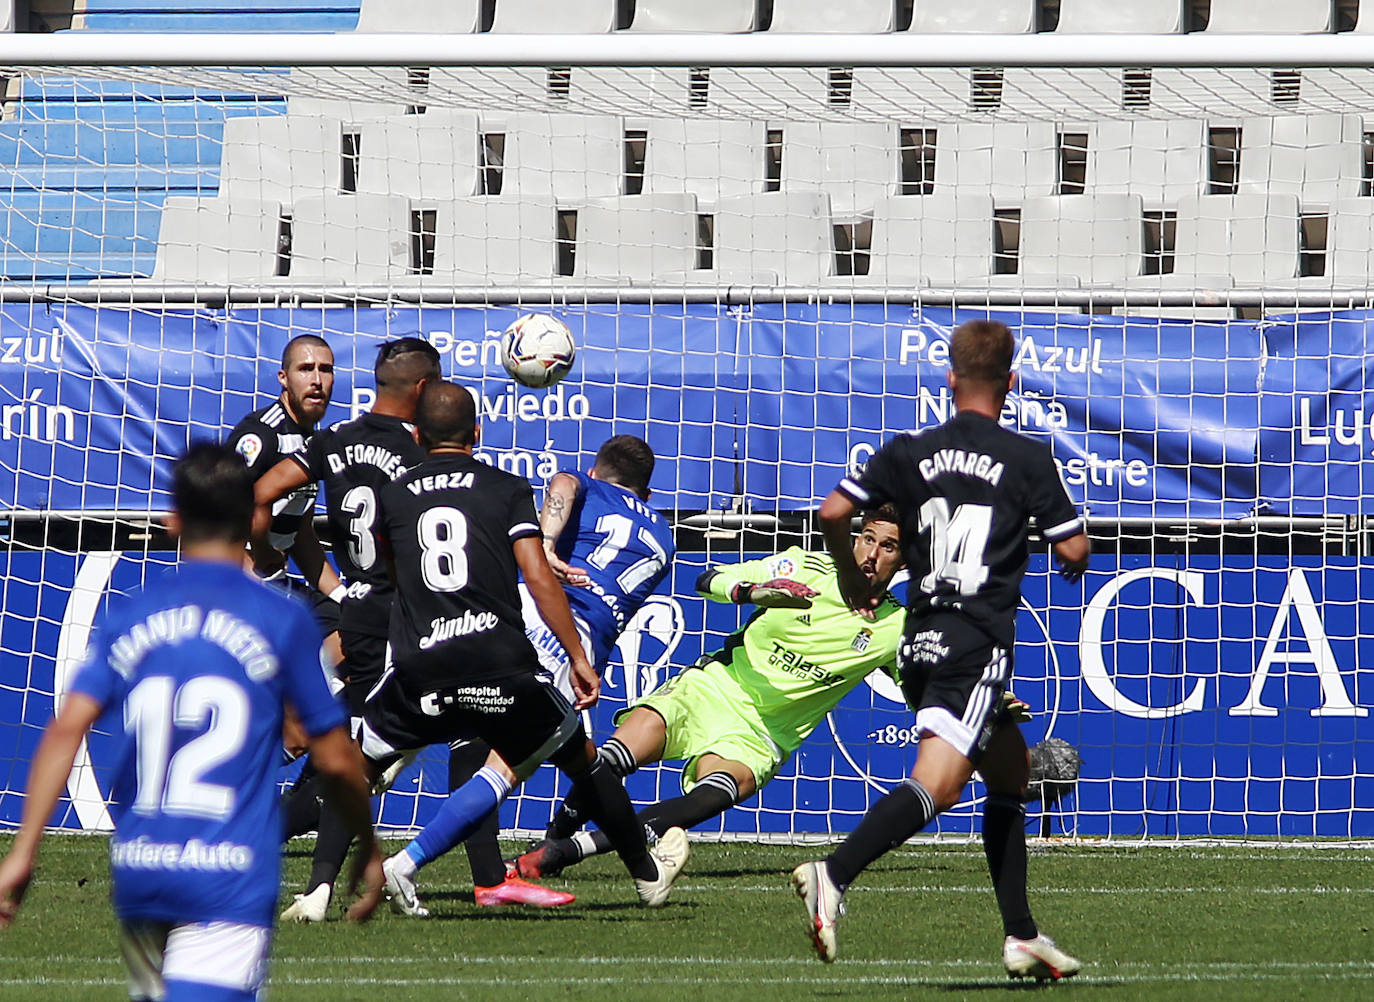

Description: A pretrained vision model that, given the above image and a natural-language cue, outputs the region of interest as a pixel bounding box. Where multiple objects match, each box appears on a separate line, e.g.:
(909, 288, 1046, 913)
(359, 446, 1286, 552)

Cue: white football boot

(382, 855, 430, 918)
(635, 827, 689, 907)
(791, 861, 844, 963)
(281, 882, 331, 923)
(1003, 933, 1082, 981)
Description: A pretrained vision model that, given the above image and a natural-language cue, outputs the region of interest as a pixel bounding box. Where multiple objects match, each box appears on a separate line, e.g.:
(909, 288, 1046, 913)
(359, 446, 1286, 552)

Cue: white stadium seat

(357, 112, 483, 202)
(769, 0, 896, 32)
(932, 122, 1059, 204)
(285, 67, 413, 121)
(148, 197, 282, 284)
(780, 122, 899, 218)
(1086, 119, 1208, 208)
(427, 67, 553, 106)
(428, 197, 560, 283)
(1323, 197, 1374, 286)
(497, 113, 625, 201)
(219, 115, 344, 204)
(568, 68, 694, 117)
(286, 193, 412, 284)
(693, 68, 831, 118)
(1054, 0, 1185, 33)
(861, 193, 997, 287)
(490, 0, 617, 32)
(573, 194, 701, 283)
(355, 0, 483, 32)
(1166, 194, 1302, 286)
(1237, 113, 1365, 207)
(1358, 0, 1374, 31)
(705, 192, 836, 285)
(626, 0, 757, 32)
(907, 0, 1037, 33)
(641, 119, 769, 206)
(1018, 194, 1146, 286)
(1203, 0, 1334, 33)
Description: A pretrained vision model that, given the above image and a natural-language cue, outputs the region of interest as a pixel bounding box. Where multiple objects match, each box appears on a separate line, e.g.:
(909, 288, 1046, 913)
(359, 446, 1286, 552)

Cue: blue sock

(404, 766, 512, 869)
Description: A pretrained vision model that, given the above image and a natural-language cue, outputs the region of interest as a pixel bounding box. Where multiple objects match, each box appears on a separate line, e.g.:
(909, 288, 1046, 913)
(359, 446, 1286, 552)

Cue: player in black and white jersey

(357, 381, 687, 915)
(227, 333, 343, 656)
(252, 337, 444, 920)
(793, 319, 1090, 980)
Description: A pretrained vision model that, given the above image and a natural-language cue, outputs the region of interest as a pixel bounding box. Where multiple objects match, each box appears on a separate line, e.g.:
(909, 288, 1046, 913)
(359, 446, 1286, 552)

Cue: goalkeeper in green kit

(516, 506, 912, 878)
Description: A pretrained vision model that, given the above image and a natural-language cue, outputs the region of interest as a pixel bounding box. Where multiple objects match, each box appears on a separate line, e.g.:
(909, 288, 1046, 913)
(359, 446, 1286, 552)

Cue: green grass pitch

(2, 835, 1373, 1000)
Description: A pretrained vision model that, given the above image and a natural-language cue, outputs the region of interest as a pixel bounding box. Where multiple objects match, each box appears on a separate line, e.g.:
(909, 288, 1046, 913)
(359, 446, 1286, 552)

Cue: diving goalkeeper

(516, 505, 909, 878)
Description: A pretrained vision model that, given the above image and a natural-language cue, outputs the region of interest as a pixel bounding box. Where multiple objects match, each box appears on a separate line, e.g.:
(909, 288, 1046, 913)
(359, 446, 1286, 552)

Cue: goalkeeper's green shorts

(616, 662, 784, 796)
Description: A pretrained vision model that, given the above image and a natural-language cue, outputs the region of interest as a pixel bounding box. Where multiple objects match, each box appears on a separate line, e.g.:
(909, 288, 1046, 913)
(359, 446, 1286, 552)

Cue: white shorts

(120, 919, 270, 1001)
(519, 585, 592, 703)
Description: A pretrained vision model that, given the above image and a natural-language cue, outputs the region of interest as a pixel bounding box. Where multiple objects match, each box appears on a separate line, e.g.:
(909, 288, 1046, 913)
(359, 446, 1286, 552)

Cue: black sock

(307, 801, 353, 893)
(571, 758, 656, 882)
(983, 793, 1038, 940)
(826, 778, 937, 891)
(639, 771, 739, 835)
(281, 761, 322, 840)
(547, 737, 638, 840)
(449, 741, 507, 887)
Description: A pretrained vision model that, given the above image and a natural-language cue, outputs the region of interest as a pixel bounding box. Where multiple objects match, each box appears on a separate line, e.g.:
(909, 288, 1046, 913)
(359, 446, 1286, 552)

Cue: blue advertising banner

(1258, 311, 1374, 515)
(5, 549, 1371, 838)
(743, 304, 1262, 518)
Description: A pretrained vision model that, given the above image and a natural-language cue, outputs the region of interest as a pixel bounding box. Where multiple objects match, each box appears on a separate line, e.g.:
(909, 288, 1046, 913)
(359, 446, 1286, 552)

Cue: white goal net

(2, 33, 1373, 842)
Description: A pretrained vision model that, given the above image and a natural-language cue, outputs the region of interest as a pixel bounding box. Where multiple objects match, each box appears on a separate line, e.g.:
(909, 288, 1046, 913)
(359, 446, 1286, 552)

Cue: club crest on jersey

(852, 628, 873, 653)
(768, 557, 797, 578)
(234, 434, 262, 468)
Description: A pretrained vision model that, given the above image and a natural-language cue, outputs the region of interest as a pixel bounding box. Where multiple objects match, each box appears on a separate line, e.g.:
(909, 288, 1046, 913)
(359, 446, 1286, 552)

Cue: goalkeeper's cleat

(791, 861, 844, 963)
(382, 855, 429, 918)
(515, 839, 571, 880)
(635, 826, 689, 908)
(475, 872, 575, 908)
(1003, 933, 1082, 981)
(281, 882, 331, 923)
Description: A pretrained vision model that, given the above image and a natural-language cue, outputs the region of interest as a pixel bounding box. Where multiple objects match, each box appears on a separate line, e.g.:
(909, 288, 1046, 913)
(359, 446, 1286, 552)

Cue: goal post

(2, 33, 1374, 842)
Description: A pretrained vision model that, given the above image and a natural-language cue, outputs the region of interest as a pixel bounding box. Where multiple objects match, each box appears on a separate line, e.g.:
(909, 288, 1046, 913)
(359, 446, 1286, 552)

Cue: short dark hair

(175, 442, 255, 543)
(375, 337, 441, 393)
(281, 334, 331, 370)
(861, 503, 901, 530)
(949, 320, 1014, 385)
(415, 380, 476, 449)
(592, 435, 656, 499)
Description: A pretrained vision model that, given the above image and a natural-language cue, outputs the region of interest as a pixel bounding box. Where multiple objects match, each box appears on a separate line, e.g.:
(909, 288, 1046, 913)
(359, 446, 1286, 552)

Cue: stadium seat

(693, 68, 831, 118)
(1086, 119, 1208, 208)
(1151, 193, 1302, 286)
(427, 67, 552, 107)
(1018, 194, 1147, 286)
(906, 0, 1037, 33)
(780, 122, 899, 219)
(569, 68, 694, 119)
(426, 197, 560, 283)
(143, 196, 283, 284)
(357, 111, 483, 201)
(933, 122, 1059, 204)
(219, 114, 344, 204)
(999, 68, 1127, 120)
(702, 192, 836, 285)
(769, 0, 896, 32)
(641, 118, 768, 206)
(1358, 0, 1374, 31)
(626, 0, 757, 32)
(1054, 0, 1186, 32)
(489, 0, 617, 32)
(573, 194, 701, 283)
(355, 0, 483, 32)
(1321, 197, 1374, 286)
(285, 67, 415, 121)
(1202, 0, 1334, 33)
(852, 68, 979, 120)
(858, 193, 997, 287)
(285, 193, 413, 284)
(1145, 69, 1276, 118)
(1237, 113, 1365, 207)
(495, 113, 625, 201)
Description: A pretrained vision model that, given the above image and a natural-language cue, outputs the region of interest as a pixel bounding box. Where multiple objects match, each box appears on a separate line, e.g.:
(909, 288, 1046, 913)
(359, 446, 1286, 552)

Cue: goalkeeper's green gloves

(1001, 690, 1032, 724)
(730, 578, 819, 609)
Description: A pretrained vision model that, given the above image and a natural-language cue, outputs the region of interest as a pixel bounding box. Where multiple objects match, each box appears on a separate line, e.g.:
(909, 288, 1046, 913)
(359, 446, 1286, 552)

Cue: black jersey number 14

(918, 498, 992, 596)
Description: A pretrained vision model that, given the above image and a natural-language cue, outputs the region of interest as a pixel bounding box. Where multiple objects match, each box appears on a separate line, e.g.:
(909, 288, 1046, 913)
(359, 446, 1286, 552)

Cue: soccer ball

(500, 313, 577, 389)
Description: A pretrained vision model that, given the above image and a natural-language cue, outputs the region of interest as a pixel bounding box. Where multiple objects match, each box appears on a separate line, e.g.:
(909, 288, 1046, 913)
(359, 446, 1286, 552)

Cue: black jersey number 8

(418, 505, 469, 592)
(918, 498, 992, 596)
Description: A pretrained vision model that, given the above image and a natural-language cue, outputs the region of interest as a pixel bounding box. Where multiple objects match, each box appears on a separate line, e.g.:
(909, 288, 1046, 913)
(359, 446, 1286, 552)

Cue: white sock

(389, 850, 418, 878)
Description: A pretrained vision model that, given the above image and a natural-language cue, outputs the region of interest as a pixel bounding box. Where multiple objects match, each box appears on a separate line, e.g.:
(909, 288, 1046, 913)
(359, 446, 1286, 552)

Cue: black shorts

(356, 667, 582, 778)
(273, 575, 341, 639)
(338, 629, 387, 717)
(898, 612, 1013, 763)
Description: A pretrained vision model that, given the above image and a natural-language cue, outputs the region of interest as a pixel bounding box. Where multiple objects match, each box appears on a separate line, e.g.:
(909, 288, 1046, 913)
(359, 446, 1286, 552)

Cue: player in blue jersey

(381, 434, 677, 912)
(0, 443, 382, 1000)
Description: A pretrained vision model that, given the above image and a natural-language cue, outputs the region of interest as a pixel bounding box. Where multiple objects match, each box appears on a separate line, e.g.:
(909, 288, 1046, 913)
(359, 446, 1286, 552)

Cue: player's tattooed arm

(539, 472, 589, 586)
